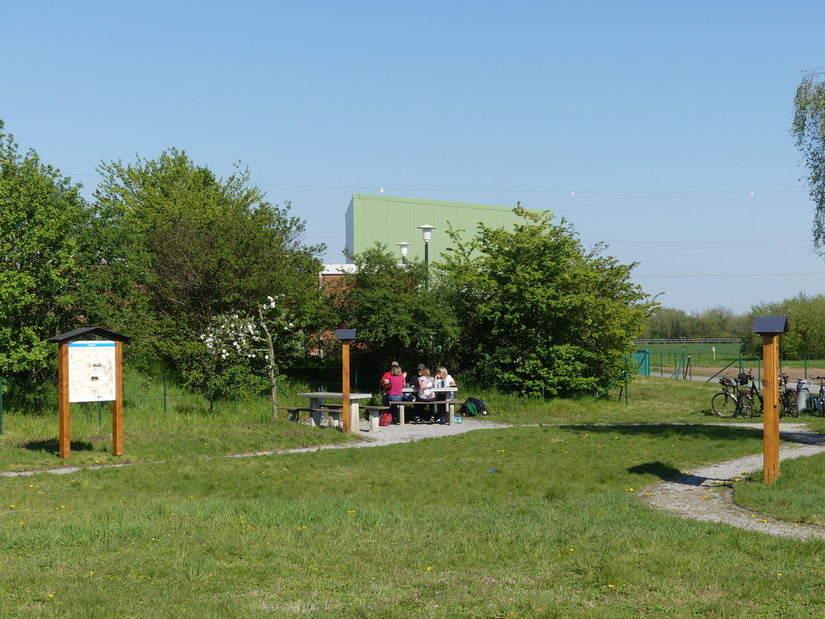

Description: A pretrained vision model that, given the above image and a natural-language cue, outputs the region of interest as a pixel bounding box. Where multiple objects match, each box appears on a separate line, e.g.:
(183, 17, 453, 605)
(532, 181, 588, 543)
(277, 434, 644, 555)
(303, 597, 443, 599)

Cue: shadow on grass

(559, 423, 762, 442)
(627, 460, 718, 486)
(21, 438, 95, 454)
(560, 421, 825, 447)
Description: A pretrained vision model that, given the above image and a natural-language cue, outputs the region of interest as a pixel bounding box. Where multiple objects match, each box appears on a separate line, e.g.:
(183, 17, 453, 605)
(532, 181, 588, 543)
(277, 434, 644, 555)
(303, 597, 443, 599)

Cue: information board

(68, 341, 116, 402)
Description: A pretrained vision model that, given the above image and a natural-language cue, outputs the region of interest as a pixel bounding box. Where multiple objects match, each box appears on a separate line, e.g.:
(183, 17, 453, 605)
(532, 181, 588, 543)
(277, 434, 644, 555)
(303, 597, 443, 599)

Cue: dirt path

(641, 422, 825, 539)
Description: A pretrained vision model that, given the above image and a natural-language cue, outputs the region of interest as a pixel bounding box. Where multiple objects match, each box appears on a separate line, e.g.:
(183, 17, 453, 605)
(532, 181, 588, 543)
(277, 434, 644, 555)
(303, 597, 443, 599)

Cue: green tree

(436, 208, 654, 397)
(331, 244, 459, 381)
(91, 149, 325, 388)
(793, 70, 825, 251)
(642, 308, 690, 339)
(690, 307, 748, 339)
(201, 295, 309, 419)
(0, 120, 88, 384)
(741, 294, 825, 359)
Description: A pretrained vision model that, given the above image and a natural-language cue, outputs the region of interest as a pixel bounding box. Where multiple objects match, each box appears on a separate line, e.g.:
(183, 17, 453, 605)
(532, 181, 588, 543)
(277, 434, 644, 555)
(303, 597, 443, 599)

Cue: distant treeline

(642, 295, 825, 359)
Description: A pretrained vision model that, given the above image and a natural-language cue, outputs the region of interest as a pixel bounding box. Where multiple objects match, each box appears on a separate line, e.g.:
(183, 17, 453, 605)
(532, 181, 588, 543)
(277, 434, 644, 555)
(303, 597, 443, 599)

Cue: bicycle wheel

(712, 392, 737, 418)
(751, 390, 763, 415)
(781, 392, 798, 418)
(811, 395, 824, 417)
(739, 393, 754, 418)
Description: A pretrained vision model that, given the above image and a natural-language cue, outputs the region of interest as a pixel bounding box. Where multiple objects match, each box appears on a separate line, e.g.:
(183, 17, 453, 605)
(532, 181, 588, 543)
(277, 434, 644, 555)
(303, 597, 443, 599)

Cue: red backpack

(379, 411, 393, 426)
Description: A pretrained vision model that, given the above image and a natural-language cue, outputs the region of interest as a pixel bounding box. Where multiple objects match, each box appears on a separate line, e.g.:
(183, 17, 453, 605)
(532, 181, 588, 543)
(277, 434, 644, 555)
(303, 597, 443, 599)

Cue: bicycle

(779, 374, 799, 418)
(741, 370, 763, 415)
(808, 376, 825, 416)
(711, 374, 754, 418)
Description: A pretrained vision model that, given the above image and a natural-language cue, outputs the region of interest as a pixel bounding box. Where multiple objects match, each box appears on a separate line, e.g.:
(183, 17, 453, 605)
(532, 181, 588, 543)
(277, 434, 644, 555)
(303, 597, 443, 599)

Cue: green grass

(4, 375, 825, 615)
(733, 419, 825, 528)
(482, 375, 736, 426)
(0, 371, 360, 472)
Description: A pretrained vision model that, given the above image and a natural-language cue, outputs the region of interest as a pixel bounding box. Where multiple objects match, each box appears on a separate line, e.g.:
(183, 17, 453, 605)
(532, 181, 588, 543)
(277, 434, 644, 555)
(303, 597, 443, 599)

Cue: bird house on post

(752, 316, 788, 483)
(334, 329, 356, 433)
(47, 327, 130, 459)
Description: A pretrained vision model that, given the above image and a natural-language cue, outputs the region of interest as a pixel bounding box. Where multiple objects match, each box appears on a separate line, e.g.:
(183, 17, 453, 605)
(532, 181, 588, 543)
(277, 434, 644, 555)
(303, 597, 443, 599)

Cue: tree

(201, 295, 307, 419)
(741, 294, 825, 359)
(91, 149, 325, 388)
(436, 208, 654, 397)
(793, 70, 825, 251)
(330, 244, 459, 380)
(0, 120, 88, 384)
(641, 308, 690, 339)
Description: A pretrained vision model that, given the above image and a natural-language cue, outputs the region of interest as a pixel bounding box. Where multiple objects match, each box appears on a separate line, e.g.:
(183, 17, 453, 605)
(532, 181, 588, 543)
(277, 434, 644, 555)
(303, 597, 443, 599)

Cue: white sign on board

(68, 341, 116, 403)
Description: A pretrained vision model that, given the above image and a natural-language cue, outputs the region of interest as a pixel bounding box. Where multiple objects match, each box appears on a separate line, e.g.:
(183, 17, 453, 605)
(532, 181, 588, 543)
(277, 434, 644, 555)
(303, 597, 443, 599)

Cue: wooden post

(112, 340, 124, 456)
(342, 341, 351, 433)
(762, 333, 780, 483)
(58, 341, 70, 459)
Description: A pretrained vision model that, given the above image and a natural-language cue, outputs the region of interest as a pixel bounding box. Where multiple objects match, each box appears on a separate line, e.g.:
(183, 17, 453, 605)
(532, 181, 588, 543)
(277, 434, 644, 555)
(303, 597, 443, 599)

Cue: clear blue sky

(3, 1, 824, 314)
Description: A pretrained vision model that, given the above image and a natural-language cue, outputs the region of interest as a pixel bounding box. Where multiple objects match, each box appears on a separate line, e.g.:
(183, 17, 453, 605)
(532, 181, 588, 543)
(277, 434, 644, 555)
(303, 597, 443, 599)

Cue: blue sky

(3, 1, 824, 314)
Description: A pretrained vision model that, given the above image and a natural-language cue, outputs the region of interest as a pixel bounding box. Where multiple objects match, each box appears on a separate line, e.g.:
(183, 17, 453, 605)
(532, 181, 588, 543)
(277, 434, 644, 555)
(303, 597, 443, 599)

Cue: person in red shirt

(387, 365, 406, 423)
(380, 361, 400, 406)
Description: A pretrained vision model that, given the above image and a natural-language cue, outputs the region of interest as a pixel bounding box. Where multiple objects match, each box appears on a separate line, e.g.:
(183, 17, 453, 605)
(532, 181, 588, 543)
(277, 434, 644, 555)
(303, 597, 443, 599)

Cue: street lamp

(417, 224, 435, 289)
(396, 241, 410, 263)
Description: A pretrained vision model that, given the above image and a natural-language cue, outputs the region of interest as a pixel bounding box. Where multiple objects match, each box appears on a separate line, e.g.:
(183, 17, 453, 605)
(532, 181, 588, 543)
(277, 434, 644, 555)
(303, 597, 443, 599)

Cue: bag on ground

(461, 397, 489, 416)
(379, 411, 393, 426)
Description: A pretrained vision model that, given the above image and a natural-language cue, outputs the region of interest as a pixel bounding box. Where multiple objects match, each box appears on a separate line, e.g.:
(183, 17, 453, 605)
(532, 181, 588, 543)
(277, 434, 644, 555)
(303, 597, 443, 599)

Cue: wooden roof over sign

(47, 327, 131, 343)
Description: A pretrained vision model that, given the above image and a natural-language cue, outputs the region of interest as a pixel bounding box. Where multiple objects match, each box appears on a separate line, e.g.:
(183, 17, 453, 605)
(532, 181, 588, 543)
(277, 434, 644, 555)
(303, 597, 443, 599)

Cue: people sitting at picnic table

(386, 365, 406, 423)
(435, 366, 457, 424)
(380, 360, 401, 406)
(415, 366, 437, 422)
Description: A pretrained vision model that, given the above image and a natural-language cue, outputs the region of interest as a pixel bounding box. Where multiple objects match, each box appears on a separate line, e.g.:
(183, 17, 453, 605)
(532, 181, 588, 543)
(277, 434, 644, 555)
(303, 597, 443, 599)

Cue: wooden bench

(281, 406, 343, 427)
(363, 400, 465, 427)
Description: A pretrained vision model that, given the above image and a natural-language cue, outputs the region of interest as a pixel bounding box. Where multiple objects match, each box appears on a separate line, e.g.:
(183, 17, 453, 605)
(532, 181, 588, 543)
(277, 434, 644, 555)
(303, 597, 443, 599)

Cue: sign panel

(68, 341, 116, 402)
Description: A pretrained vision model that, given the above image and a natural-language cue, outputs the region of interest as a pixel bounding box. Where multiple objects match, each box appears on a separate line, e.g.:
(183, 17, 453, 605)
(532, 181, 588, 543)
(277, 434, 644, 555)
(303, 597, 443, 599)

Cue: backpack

(379, 411, 393, 426)
(461, 397, 489, 416)
(418, 375, 435, 400)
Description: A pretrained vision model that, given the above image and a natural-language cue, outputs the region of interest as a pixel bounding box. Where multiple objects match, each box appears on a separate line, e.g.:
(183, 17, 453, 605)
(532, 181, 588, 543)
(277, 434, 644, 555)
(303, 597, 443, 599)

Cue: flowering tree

(201, 295, 305, 420)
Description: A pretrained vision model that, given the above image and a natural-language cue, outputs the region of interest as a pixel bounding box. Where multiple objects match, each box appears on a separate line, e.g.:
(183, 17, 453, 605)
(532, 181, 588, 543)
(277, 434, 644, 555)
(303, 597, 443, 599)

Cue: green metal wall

(345, 194, 548, 262)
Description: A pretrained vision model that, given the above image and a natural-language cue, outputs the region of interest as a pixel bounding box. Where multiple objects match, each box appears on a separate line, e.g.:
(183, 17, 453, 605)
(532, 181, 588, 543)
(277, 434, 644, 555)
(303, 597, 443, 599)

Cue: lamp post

(396, 241, 410, 263)
(417, 224, 435, 289)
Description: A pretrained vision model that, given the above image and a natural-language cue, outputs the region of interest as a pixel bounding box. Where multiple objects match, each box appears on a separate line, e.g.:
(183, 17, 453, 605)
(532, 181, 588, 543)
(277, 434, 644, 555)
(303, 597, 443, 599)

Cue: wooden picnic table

(295, 392, 372, 429)
(394, 387, 460, 425)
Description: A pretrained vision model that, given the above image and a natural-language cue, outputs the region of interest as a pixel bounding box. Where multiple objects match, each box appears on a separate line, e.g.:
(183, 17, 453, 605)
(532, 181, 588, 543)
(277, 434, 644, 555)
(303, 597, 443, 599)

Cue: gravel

(641, 422, 825, 539)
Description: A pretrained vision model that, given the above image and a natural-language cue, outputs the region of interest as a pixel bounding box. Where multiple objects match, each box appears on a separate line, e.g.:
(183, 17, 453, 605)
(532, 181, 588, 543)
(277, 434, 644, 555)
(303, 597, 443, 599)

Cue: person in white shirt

(435, 366, 456, 424)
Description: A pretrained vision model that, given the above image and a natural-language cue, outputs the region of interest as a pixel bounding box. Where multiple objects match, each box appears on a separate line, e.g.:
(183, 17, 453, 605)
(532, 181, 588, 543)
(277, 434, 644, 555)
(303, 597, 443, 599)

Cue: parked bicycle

(779, 374, 800, 418)
(808, 376, 825, 416)
(711, 374, 754, 418)
(742, 370, 763, 415)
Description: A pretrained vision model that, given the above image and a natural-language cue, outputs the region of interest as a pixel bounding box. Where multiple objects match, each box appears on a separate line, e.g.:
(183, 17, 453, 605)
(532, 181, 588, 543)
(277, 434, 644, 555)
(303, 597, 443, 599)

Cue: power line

(634, 271, 825, 279)
(62, 171, 806, 197)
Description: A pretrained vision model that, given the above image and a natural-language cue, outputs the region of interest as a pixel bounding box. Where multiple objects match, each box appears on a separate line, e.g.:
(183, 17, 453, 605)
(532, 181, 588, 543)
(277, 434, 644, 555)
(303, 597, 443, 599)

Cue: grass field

(3, 376, 825, 616)
(638, 342, 825, 379)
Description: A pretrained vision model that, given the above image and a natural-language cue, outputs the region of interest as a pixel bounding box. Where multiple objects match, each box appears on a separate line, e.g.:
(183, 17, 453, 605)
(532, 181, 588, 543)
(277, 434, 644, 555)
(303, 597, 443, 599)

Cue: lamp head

(417, 224, 435, 243)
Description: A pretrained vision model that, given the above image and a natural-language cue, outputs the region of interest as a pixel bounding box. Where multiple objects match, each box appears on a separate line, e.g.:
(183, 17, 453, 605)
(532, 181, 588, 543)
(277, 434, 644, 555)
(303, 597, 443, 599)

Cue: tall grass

(0, 371, 359, 471)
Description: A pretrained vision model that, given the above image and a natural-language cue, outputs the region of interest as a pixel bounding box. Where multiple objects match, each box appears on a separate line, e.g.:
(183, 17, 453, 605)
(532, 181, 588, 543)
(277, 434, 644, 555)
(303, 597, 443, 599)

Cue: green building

(344, 194, 545, 263)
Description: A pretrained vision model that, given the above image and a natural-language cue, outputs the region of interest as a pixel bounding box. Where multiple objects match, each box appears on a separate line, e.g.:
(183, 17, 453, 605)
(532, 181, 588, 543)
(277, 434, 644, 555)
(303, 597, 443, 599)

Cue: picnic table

(295, 392, 372, 429)
(393, 386, 460, 425)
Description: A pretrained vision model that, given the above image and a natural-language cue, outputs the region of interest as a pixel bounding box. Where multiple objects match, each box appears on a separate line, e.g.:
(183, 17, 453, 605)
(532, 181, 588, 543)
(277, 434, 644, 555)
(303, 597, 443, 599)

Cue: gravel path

(641, 422, 825, 539)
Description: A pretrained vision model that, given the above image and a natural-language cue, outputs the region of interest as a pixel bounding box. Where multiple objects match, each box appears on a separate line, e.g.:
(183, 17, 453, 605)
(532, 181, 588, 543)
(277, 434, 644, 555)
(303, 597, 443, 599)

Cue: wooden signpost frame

(752, 316, 788, 484)
(334, 329, 356, 434)
(48, 327, 130, 460)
